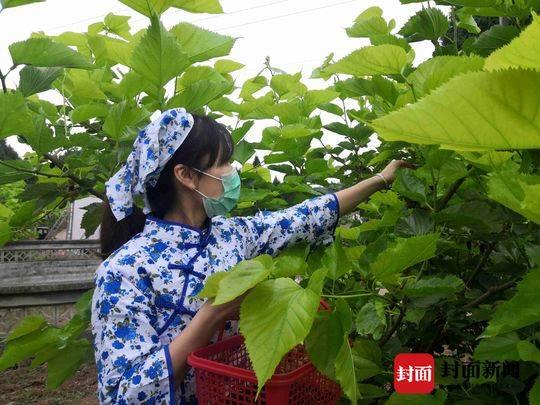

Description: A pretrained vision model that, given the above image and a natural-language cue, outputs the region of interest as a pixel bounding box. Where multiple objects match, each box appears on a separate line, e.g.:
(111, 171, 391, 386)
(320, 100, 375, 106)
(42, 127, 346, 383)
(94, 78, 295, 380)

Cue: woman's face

(193, 162, 234, 199)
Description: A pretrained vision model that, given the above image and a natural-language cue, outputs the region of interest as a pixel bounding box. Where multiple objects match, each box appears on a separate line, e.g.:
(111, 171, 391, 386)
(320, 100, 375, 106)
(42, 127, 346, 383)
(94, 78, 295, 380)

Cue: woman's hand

(378, 159, 418, 185)
(200, 293, 246, 323)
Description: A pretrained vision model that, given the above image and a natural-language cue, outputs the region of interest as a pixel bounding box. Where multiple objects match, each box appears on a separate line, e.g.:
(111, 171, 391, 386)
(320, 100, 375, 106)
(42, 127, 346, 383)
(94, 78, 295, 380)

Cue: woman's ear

(173, 164, 197, 190)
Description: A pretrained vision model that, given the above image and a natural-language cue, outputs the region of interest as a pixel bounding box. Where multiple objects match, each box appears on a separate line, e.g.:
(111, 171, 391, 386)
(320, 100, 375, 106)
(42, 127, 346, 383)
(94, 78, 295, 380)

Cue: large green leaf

(0, 92, 34, 138)
(213, 255, 273, 305)
(18, 66, 62, 97)
(103, 100, 150, 141)
(239, 278, 319, 394)
(355, 300, 386, 340)
(398, 8, 449, 42)
(9, 37, 93, 68)
(474, 332, 521, 361)
(170, 23, 235, 63)
(168, 66, 231, 111)
(325, 45, 409, 77)
(486, 168, 540, 224)
(407, 55, 484, 98)
(403, 275, 464, 297)
(372, 69, 540, 150)
(471, 25, 520, 57)
(0, 0, 44, 9)
(130, 14, 189, 89)
(346, 6, 394, 38)
(118, 0, 172, 16)
(481, 267, 540, 338)
(335, 336, 357, 404)
(305, 310, 344, 378)
(171, 0, 223, 13)
(46, 339, 93, 389)
(484, 14, 540, 71)
(370, 233, 439, 285)
(321, 237, 353, 280)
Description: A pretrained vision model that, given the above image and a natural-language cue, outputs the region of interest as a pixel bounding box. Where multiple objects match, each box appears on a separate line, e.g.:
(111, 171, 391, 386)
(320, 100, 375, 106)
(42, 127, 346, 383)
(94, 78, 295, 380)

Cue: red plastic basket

(187, 301, 342, 404)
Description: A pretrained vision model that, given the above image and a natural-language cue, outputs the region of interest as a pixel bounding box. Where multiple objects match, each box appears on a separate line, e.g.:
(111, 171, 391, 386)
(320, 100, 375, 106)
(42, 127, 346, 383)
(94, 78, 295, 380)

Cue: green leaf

(474, 332, 521, 361)
(355, 300, 386, 340)
(301, 89, 340, 116)
(18, 66, 63, 97)
(171, 0, 223, 14)
(372, 69, 540, 151)
(118, 0, 172, 16)
(471, 25, 520, 57)
(370, 233, 439, 285)
(281, 124, 320, 139)
(170, 23, 235, 63)
(130, 14, 189, 89)
(0, 0, 44, 9)
(272, 244, 308, 278)
(232, 140, 254, 165)
(392, 168, 427, 204)
(5, 315, 46, 342)
(485, 14, 540, 71)
(103, 100, 151, 141)
(196, 271, 228, 299)
(335, 336, 357, 404)
(0, 92, 34, 138)
(9, 37, 93, 68)
(398, 8, 449, 42)
(305, 310, 344, 378)
(407, 55, 484, 98)
(530, 377, 540, 405)
(481, 267, 540, 337)
(46, 339, 93, 389)
(325, 45, 409, 77)
(487, 169, 540, 224)
(269, 72, 307, 97)
(239, 76, 267, 100)
(517, 340, 540, 363)
(214, 255, 273, 305)
(456, 8, 480, 34)
(169, 66, 231, 111)
(307, 267, 327, 296)
(403, 275, 464, 297)
(239, 278, 319, 394)
(103, 13, 132, 40)
(214, 59, 244, 74)
(70, 103, 109, 123)
(321, 237, 353, 281)
(346, 6, 393, 38)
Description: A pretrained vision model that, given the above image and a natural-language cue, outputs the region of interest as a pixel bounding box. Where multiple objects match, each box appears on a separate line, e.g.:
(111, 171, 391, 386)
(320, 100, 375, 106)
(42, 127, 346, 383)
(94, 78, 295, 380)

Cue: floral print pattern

(91, 192, 340, 404)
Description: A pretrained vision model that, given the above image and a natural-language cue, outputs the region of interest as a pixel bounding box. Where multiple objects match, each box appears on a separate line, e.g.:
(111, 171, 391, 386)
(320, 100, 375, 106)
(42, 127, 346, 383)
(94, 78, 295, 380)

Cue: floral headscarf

(105, 107, 194, 222)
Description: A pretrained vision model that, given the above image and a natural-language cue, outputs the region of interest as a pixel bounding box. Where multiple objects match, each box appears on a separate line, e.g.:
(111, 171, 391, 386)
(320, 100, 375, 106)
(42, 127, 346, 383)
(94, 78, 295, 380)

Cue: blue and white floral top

(90, 192, 340, 404)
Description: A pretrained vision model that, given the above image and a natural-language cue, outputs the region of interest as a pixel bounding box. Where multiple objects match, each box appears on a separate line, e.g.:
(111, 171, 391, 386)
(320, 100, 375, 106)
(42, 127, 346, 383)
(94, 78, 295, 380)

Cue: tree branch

(463, 276, 522, 310)
(436, 176, 466, 211)
(465, 241, 498, 287)
(379, 302, 406, 347)
(43, 152, 105, 201)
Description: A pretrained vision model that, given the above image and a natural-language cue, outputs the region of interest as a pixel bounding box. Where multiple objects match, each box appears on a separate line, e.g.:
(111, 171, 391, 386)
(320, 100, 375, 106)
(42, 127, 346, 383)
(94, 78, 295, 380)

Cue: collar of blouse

(143, 214, 213, 248)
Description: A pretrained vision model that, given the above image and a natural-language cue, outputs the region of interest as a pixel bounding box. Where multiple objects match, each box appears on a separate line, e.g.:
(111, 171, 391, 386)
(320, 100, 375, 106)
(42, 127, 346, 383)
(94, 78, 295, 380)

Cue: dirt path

(1, 359, 98, 404)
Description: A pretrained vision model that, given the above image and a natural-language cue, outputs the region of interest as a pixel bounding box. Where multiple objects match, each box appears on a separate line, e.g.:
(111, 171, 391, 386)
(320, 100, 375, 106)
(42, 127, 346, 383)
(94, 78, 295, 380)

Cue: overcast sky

(0, 0, 435, 157)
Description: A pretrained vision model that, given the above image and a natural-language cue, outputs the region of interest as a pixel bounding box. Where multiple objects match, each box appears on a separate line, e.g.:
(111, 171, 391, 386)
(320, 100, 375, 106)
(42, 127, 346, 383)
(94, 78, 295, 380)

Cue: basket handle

(214, 299, 331, 342)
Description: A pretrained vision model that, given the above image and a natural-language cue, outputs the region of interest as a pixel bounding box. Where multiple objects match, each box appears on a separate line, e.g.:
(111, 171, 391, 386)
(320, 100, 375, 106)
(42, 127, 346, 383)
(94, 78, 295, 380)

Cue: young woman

(91, 107, 415, 404)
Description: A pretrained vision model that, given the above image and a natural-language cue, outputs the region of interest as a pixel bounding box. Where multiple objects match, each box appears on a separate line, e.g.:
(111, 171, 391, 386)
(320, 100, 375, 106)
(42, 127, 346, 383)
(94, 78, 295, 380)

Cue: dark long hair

(100, 113, 234, 260)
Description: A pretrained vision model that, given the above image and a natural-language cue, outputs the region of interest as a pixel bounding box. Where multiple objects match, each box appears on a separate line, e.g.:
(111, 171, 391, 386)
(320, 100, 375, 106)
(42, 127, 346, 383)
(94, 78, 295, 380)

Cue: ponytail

(99, 199, 146, 260)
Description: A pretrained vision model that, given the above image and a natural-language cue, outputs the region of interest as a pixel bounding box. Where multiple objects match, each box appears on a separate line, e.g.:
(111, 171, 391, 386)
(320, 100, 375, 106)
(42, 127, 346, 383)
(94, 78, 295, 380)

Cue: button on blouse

(90, 192, 340, 404)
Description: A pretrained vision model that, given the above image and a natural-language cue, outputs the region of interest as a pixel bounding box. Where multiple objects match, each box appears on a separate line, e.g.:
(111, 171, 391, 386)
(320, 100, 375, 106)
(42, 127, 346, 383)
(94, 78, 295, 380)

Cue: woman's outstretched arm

(335, 159, 416, 216)
(231, 159, 416, 259)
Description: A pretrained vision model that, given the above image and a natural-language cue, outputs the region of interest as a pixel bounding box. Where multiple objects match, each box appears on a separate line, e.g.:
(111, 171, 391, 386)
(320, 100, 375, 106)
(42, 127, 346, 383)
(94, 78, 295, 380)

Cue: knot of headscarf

(105, 107, 194, 222)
